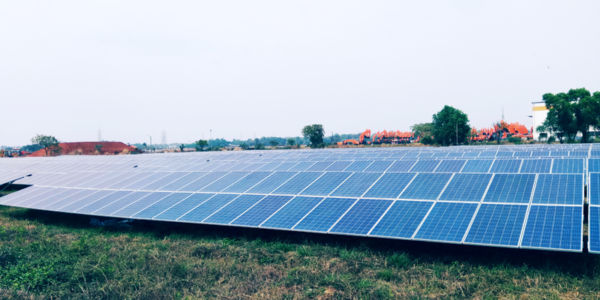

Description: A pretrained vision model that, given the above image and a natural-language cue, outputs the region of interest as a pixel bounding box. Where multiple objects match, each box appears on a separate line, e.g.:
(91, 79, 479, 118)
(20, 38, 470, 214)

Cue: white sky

(1, 0, 599, 146)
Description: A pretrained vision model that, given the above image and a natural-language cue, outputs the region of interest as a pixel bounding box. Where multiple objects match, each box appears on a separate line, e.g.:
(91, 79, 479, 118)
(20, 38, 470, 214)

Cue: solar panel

(589, 206, 600, 254)
(400, 173, 452, 200)
(483, 174, 535, 204)
(414, 202, 478, 242)
(590, 173, 599, 206)
(0, 144, 591, 253)
(464, 204, 527, 246)
(532, 174, 583, 205)
(439, 173, 492, 202)
(520, 205, 582, 251)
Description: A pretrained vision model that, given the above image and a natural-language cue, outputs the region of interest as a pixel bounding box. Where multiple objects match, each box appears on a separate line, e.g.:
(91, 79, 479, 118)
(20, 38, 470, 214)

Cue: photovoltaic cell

(93, 192, 151, 216)
(294, 197, 355, 232)
(307, 161, 334, 171)
(232, 195, 292, 226)
(590, 173, 599, 205)
(274, 172, 323, 195)
(112, 192, 171, 217)
(490, 159, 521, 173)
(410, 160, 440, 172)
(590, 206, 600, 253)
(178, 194, 238, 222)
(201, 172, 249, 192)
(400, 173, 452, 200)
(344, 161, 373, 172)
(325, 161, 353, 171)
(261, 196, 323, 229)
(415, 202, 478, 242)
(364, 161, 393, 172)
(155, 193, 215, 221)
(77, 191, 132, 214)
(301, 172, 352, 196)
(461, 160, 492, 173)
(552, 159, 584, 174)
(134, 193, 192, 219)
(364, 173, 415, 199)
(369, 200, 433, 238)
(330, 199, 392, 234)
(483, 174, 534, 204)
(222, 172, 272, 193)
(435, 160, 466, 173)
(532, 174, 582, 205)
(465, 204, 527, 246)
(331, 172, 382, 197)
(204, 194, 265, 224)
(387, 160, 416, 172)
(521, 205, 582, 251)
(589, 159, 600, 173)
(179, 172, 227, 192)
(247, 172, 297, 194)
(520, 159, 551, 173)
(439, 173, 492, 202)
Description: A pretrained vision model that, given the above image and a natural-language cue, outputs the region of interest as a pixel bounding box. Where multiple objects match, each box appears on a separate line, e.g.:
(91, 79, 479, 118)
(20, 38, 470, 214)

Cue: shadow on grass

(4, 206, 600, 279)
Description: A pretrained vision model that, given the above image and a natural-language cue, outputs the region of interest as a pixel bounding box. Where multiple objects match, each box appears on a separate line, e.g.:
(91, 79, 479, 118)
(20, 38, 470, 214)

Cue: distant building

(532, 101, 548, 140)
(29, 141, 138, 156)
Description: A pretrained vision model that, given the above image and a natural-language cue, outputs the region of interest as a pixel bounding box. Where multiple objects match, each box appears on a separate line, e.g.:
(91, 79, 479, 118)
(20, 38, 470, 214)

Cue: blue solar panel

(113, 192, 171, 217)
(331, 172, 382, 197)
(222, 172, 272, 193)
(387, 160, 416, 172)
(590, 206, 600, 254)
(76, 191, 131, 214)
(590, 173, 600, 206)
(369, 200, 433, 238)
(410, 160, 440, 172)
(521, 205, 582, 251)
(62, 190, 116, 213)
(520, 159, 551, 173)
(246, 172, 296, 194)
(364, 161, 393, 172)
(344, 161, 373, 172)
(590, 159, 600, 173)
(400, 173, 452, 200)
(364, 173, 415, 199)
(294, 198, 355, 232)
(490, 159, 521, 173)
(439, 173, 492, 202)
(483, 174, 535, 203)
(552, 158, 584, 174)
(415, 202, 478, 242)
(201, 172, 249, 192)
(261, 196, 323, 229)
(301, 172, 352, 196)
(179, 172, 227, 192)
(94, 192, 151, 216)
(288, 161, 317, 171)
(178, 194, 237, 222)
(465, 204, 527, 246)
(155, 193, 215, 221)
(274, 172, 323, 194)
(325, 161, 353, 171)
(532, 174, 582, 205)
(329, 199, 392, 234)
(161, 172, 208, 191)
(204, 194, 265, 224)
(461, 160, 493, 173)
(435, 160, 466, 173)
(307, 161, 334, 171)
(134, 193, 192, 219)
(232, 195, 292, 226)
(38, 189, 91, 210)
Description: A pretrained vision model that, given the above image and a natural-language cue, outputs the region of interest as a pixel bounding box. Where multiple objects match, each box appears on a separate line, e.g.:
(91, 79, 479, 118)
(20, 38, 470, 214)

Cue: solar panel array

(0, 143, 595, 253)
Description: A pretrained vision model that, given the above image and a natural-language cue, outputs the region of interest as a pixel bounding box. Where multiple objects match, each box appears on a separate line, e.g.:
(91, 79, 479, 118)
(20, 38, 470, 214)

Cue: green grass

(0, 205, 599, 299)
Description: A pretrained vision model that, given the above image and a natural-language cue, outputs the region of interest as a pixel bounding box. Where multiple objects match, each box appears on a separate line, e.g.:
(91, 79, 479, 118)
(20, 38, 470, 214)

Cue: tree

(179, 144, 185, 152)
(431, 106, 470, 146)
(543, 88, 600, 143)
(195, 139, 208, 151)
(286, 138, 296, 147)
(95, 144, 103, 154)
(31, 134, 60, 156)
(302, 124, 325, 148)
(411, 122, 434, 144)
(269, 140, 279, 147)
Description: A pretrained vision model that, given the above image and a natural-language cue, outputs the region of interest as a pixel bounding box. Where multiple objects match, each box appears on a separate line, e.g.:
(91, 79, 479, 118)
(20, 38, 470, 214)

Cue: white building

(531, 101, 548, 140)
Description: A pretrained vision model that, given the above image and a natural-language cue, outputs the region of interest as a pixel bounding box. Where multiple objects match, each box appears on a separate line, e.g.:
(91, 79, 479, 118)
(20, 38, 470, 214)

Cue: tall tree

(411, 122, 434, 144)
(302, 124, 325, 148)
(431, 106, 471, 146)
(194, 139, 208, 151)
(543, 88, 600, 143)
(31, 134, 60, 156)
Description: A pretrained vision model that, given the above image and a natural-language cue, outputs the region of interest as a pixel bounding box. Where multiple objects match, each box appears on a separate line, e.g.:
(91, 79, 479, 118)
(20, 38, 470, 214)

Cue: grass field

(1, 191, 600, 299)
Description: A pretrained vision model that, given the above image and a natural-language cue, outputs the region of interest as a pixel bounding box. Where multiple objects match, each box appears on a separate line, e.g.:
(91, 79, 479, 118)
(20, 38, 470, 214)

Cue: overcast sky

(1, 0, 599, 146)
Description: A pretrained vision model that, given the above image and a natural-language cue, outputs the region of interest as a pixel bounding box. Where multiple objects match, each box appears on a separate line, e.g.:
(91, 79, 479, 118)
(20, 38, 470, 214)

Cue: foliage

(194, 140, 208, 151)
(411, 123, 434, 144)
(542, 88, 600, 143)
(95, 144, 103, 153)
(302, 124, 325, 148)
(0, 203, 599, 299)
(286, 138, 296, 146)
(431, 106, 471, 146)
(31, 135, 60, 156)
(269, 140, 279, 147)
